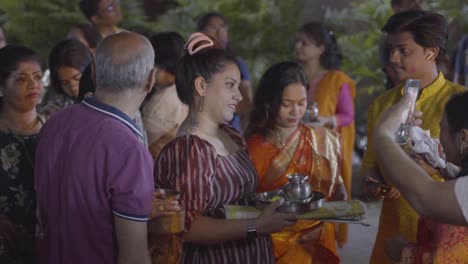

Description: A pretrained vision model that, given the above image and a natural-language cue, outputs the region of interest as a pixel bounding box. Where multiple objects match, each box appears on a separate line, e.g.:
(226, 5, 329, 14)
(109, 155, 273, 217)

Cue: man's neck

(94, 90, 142, 119)
(418, 67, 440, 89)
(96, 24, 119, 38)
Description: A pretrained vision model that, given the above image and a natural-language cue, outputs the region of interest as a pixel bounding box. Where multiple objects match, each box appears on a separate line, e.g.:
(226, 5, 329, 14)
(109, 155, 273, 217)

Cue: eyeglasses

(102, 0, 120, 13)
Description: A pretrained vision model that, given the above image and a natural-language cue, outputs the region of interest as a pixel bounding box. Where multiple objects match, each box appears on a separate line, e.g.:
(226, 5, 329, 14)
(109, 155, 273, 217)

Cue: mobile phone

(404, 79, 420, 123)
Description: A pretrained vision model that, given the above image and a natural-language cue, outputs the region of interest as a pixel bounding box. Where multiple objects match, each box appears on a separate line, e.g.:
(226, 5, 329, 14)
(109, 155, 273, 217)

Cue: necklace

(272, 127, 322, 191)
(0, 115, 43, 135)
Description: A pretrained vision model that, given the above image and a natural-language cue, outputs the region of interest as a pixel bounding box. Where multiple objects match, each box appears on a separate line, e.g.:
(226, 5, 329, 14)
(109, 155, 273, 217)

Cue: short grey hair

(95, 37, 155, 92)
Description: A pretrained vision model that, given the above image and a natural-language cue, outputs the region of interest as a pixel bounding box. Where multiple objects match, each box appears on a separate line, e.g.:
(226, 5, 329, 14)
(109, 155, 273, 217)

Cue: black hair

(0, 45, 40, 86)
(299, 22, 342, 69)
(69, 23, 103, 49)
(77, 62, 95, 102)
(149, 32, 185, 75)
(444, 91, 468, 177)
(48, 38, 93, 95)
(382, 10, 447, 64)
(79, 0, 101, 19)
(391, 0, 424, 9)
(175, 46, 237, 106)
(197, 12, 225, 32)
(245, 61, 309, 137)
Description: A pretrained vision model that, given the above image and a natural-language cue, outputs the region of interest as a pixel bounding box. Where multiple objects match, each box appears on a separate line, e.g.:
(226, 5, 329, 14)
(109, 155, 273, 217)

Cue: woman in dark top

(0, 45, 45, 263)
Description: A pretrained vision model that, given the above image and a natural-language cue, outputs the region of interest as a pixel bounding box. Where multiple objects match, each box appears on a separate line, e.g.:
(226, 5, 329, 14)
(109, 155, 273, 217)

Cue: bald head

(95, 32, 155, 92)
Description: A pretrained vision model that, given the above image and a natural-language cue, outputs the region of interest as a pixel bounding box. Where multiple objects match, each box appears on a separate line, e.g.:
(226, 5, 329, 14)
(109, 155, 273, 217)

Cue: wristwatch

(246, 219, 258, 239)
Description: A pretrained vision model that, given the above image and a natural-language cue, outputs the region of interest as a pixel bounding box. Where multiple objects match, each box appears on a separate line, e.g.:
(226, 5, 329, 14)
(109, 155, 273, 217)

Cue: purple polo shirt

(35, 96, 154, 264)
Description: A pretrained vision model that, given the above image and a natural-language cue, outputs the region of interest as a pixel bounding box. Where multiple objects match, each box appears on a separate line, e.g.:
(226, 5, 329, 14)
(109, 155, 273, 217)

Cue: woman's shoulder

(159, 133, 216, 159)
(326, 70, 353, 82)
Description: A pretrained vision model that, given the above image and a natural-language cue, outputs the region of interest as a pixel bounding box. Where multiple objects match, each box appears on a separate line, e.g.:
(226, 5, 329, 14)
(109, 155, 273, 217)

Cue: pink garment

(308, 72, 354, 128)
(335, 83, 354, 127)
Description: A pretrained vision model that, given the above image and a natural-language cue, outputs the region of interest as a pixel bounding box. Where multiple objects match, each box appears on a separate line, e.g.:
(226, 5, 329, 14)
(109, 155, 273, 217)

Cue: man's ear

(460, 129, 468, 149)
(425, 47, 439, 61)
(145, 67, 157, 94)
(194, 76, 207, 96)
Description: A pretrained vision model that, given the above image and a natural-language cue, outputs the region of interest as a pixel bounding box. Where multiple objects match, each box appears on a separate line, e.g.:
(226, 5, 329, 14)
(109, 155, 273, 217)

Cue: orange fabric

(313, 70, 355, 244)
(247, 124, 341, 264)
(400, 219, 468, 263)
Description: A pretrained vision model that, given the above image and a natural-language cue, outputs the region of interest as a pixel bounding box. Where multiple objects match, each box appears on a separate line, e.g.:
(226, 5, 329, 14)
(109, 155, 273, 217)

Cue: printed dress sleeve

(154, 136, 217, 229)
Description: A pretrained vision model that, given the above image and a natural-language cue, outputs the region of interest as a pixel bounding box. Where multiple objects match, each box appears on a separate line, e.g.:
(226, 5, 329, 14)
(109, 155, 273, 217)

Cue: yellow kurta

(361, 72, 465, 264)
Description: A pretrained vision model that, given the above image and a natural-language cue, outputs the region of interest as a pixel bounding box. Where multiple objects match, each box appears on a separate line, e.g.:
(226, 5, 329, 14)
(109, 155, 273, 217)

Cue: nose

(389, 49, 400, 65)
(28, 77, 42, 91)
(290, 104, 300, 116)
(294, 41, 302, 51)
(234, 85, 243, 103)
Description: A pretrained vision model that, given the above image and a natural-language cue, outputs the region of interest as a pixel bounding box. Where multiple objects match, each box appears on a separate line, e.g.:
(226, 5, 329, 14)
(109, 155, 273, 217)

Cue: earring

(265, 105, 270, 121)
(198, 97, 205, 113)
(426, 52, 435, 60)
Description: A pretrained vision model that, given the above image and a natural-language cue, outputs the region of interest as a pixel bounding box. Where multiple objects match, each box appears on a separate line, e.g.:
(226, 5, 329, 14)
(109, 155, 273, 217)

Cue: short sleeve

(107, 144, 154, 222)
(236, 58, 251, 81)
(154, 136, 217, 230)
(455, 176, 468, 222)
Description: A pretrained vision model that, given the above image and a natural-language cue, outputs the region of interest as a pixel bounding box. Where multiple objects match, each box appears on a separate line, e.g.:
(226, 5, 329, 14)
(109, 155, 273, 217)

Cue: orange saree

(247, 124, 342, 264)
(313, 70, 355, 245)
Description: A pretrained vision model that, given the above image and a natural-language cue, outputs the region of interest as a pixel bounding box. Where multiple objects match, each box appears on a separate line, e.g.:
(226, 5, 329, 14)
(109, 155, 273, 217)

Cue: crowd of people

(0, 0, 467, 263)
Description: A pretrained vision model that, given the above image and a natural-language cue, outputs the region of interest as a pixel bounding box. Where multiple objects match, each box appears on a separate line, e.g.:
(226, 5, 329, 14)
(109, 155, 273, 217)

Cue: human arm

(314, 83, 354, 129)
(334, 83, 354, 127)
(108, 143, 154, 261)
(373, 95, 467, 225)
(185, 200, 296, 245)
(114, 216, 150, 264)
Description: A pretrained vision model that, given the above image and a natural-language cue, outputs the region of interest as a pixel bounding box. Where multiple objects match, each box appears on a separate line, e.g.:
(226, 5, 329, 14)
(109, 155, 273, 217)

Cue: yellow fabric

(361, 73, 466, 264)
(313, 70, 356, 245)
(247, 124, 341, 264)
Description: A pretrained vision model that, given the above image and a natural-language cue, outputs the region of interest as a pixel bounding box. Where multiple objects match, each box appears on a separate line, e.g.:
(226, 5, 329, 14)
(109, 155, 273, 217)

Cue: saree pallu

(247, 124, 342, 264)
(400, 219, 468, 263)
(313, 70, 356, 245)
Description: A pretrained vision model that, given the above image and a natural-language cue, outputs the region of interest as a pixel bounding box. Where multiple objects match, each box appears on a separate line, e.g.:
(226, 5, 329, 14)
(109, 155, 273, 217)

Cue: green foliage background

(0, 0, 466, 126)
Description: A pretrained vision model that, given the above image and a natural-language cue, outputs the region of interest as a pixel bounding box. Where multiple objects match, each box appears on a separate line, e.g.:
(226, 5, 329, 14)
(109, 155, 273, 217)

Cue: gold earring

(426, 53, 435, 60)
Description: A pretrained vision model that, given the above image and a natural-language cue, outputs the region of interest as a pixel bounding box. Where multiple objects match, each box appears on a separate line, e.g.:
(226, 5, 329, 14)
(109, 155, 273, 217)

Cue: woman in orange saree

(246, 62, 346, 264)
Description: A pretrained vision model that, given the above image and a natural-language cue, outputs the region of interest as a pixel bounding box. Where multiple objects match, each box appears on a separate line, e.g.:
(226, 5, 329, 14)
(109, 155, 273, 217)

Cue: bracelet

(246, 218, 258, 239)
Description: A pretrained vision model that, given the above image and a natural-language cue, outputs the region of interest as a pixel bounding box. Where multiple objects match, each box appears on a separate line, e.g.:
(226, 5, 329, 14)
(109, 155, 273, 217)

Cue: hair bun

(185, 32, 214, 55)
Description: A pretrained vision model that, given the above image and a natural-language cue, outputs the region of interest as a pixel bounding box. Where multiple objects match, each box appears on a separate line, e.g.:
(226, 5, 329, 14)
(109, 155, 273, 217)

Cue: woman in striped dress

(154, 32, 297, 263)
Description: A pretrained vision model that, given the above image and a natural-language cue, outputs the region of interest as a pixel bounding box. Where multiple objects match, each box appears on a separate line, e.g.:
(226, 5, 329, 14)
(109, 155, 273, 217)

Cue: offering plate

(255, 188, 325, 213)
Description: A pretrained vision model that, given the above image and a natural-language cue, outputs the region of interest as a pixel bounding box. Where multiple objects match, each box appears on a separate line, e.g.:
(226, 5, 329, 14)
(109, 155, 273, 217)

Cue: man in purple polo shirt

(35, 32, 156, 264)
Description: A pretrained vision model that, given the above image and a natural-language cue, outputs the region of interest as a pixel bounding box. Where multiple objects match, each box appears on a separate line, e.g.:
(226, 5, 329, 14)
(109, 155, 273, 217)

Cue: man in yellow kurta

(361, 10, 466, 264)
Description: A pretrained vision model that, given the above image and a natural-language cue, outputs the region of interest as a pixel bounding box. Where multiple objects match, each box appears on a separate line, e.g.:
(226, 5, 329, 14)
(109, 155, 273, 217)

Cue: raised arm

(373, 95, 467, 225)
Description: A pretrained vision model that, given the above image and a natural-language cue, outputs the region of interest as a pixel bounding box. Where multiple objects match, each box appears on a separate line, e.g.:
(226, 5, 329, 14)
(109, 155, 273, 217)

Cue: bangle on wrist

(246, 218, 258, 239)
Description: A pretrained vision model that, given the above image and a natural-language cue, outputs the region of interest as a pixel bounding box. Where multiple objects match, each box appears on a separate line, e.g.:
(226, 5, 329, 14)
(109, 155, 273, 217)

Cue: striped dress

(155, 125, 275, 264)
